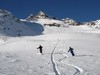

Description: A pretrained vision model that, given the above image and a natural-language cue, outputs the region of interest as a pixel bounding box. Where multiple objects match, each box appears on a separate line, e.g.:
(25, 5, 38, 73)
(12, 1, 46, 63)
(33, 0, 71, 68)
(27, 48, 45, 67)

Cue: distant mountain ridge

(83, 20, 100, 29)
(0, 9, 100, 37)
(26, 11, 59, 20)
(26, 11, 100, 28)
(26, 11, 79, 27)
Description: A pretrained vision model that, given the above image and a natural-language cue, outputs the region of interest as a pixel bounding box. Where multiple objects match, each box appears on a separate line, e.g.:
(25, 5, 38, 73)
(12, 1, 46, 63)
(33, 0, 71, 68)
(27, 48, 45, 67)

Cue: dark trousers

(71, 51, 75, 56)
(40, 49, 42, 53)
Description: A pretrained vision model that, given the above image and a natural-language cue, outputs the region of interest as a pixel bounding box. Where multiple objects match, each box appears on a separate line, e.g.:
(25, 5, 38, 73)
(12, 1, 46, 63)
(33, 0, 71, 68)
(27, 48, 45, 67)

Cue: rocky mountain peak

(37, 11, 46, 16)
(26, 11, 49, 21)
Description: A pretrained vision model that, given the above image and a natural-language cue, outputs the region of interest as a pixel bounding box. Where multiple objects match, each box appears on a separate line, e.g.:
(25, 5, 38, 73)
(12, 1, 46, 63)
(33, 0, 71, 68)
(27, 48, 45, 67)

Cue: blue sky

(0, 0, 100, 22)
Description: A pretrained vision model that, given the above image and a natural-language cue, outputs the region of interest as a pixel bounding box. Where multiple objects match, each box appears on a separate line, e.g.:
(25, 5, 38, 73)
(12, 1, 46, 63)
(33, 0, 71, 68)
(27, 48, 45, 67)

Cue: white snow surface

(0, 25, 100, 75)
(36, 19, 63, 24)
(30, 18, 68, 27)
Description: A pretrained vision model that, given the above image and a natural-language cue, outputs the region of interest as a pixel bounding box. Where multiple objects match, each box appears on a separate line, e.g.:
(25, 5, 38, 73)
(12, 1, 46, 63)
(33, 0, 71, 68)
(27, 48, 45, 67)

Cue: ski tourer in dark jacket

(68, 47, 75, 56)
(37, 45, 43, 54)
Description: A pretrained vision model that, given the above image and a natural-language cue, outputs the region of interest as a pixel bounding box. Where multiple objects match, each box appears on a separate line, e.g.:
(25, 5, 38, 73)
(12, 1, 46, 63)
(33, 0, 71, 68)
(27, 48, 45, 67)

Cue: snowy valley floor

(0, 26, 100, 75)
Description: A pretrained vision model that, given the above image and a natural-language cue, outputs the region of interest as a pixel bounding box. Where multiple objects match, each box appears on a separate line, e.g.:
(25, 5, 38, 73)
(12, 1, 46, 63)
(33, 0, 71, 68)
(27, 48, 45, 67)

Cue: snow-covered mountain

(0, 9, 44, 37)
(0, 9, 100, 37)
(26, 11, 100, 29)
(62, 18, 81, 25)
(83, 20, 100, 29)
(26, 11, 79, 27)
(26, 11, 49, 21)
(26, 11, 63, 27)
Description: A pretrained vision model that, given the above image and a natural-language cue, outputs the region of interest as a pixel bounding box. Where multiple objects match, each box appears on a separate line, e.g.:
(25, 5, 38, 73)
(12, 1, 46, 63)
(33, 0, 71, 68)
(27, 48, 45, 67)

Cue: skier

(37, 45, 43, 55)
(68, 47, 75, 56)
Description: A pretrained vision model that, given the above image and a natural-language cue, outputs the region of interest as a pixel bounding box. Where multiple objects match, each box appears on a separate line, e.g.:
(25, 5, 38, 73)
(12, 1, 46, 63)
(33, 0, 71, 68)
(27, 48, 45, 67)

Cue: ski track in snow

(59, 56, 84, 75)
(51, 40, 60, 75)
(51, 40, 84, 75)
(67, 63, 83, 75)
(57, 41, 84, 75)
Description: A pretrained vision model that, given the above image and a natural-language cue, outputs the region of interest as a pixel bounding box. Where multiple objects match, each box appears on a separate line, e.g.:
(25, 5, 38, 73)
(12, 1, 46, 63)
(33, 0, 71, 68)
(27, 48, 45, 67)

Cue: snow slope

(0, 9, 44, 37)
(0, 25, 100, 75)
(0, 9, 100, 75)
